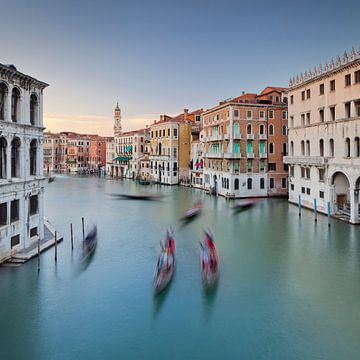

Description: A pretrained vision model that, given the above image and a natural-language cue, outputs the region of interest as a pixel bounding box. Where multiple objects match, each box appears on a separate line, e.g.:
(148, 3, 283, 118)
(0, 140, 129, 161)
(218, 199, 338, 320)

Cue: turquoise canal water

(1, 175, 360, 359)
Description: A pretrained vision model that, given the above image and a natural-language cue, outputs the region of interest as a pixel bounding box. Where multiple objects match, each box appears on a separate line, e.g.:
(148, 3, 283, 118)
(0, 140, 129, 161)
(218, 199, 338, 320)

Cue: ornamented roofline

(288, 47, 360, 89)
(0, 63, 49, 90)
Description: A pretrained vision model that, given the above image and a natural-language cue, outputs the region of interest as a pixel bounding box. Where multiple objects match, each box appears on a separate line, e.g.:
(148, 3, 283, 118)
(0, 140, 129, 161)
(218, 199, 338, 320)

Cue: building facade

(285, 47, 360, 223)
(203, 87, 288, 198)
(190, 116, 204, 188)
(105, 137, 115, 175)
(149, 109, 202, 185)
(0, 64, 48, 261)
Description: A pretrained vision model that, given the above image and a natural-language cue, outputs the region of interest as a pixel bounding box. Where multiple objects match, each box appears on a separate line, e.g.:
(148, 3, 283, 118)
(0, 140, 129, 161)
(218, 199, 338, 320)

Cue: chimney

(242, 91, 245, 95)
(184, 109, 189, 121)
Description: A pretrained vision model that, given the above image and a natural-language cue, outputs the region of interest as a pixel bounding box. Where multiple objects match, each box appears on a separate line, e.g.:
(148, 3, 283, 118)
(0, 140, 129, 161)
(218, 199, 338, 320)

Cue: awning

(114, 156, 132, 162)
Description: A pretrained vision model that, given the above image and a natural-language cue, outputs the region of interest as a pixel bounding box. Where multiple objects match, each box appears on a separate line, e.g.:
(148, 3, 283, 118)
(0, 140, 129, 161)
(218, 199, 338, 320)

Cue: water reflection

(201, 280, 219, 323)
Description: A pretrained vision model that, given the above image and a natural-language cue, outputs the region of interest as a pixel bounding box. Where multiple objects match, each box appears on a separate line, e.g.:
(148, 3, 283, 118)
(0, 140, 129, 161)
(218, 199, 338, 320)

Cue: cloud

(44, 112, 160, 136)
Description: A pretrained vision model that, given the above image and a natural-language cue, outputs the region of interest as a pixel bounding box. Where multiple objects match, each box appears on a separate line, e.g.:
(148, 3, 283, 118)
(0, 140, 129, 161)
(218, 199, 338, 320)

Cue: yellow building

(149, 109, 202, 185)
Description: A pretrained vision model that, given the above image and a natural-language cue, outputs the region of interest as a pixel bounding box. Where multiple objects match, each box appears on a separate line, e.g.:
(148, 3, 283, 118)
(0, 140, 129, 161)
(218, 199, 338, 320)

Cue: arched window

(0, 83, 8, 120)
(247, 124, 252, 134)
(140, 145, 144, 153)
(234, 178, 239, 190)
(269, 124, 274, 135)
(11, 137, 21, 178)
(319, 139, 324, 156)
(158, 143, 162, 156)
(11, 88, 20, 122)
(30, 94, 38, 125)
(269, 143, 274, 154)
(0, 137, 7, 179)
(345, 137, 350, 157)
(306, 140, 310, 156)
(282, 143, 287, 155)
(259, 124, 264, 135)
(329, 138, 334, 157)
(355, 137, 360, 157)
(30, 139, 37, 176)
(282, 125, 287, 136)
(247, 178, 252, 189)
(301, 140, 305, 156)
(290, 141, 294, 156)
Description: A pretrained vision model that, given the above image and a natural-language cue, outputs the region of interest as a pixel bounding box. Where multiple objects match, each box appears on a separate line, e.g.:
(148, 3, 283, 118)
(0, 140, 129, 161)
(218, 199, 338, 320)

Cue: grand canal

(0, 175, 360, 359)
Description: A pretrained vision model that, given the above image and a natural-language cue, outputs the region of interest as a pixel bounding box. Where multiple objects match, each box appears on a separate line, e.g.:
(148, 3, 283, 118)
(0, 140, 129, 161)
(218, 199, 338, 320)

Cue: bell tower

(114, 102, 122, 135)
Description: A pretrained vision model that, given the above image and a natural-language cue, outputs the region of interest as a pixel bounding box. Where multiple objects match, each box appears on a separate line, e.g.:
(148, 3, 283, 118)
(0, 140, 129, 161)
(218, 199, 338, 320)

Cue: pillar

(6, 139, 11, 180)
(350, 187, 359, 224)
(5, 84, 12, 122)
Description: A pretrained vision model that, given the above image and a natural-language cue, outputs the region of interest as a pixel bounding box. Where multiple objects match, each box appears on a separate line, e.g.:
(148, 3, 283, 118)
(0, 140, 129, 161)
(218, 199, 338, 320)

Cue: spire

(115, 102, 120, 111)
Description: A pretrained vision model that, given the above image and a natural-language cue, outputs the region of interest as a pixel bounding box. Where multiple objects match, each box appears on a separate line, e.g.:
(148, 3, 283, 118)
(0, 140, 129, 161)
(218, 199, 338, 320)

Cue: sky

(1, 0, 359, 136)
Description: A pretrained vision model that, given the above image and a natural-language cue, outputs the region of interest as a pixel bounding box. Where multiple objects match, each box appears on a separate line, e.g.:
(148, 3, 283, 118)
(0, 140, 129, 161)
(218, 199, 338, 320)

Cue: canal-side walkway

(6, 219, 63, 264)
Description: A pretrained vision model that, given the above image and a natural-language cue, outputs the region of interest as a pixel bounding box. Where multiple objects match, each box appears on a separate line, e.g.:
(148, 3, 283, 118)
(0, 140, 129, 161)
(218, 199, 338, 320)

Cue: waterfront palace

(285, 48, 360, 224)
(0, 64, 48, 260)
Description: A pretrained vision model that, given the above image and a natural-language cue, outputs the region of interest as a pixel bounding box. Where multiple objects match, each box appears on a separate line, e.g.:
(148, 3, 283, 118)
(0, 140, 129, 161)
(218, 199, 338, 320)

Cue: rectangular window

(10, 200, 19, 223)
(11, 235, 20, 248)
(247, 160, 253, 173)
(330, 106, 336, 121)
(306, 167, 310, 179)
(306, 112, 310, 125)
(260, 178, 265, 189)
(259, 110, 265, 120)
(306, 188, 311, 195)
(319, 191, 324, 199)
(330, 79, 335, 91)
(345, 74, 351, 87)
(268, 110, 274, 119)
(30, 227, 38, 237)
(355, 70, 360, 84)
(319, 169, 325, 181)
(301, 91, 305, 101)
(290, 166, 294, 177)
(0, 202, 7, 226)
(290, 95, 294, 104)
(269, 178, 275, 189)
(246, 110, 252, 119)
(167, 129, 170, 136)
(319, 83, 324, 95)
(234, 109, 239, 118)
(282, 111, 287, 120)
(290, 116, 294, 128)
(173, 128, 178, 138)
(281, 177, 287, 189)
(306, 89, 311, 99)
(345, 102, 351, 118)
(301, 187, 305, 194)
(29, 195, 38, 216)
(291, 184, 294, 191)
(268, 163, 276, 171)
(301, 114, 305, 126)
(319, 109, 324, 122)
(259, 160, 265, 172)
(301, 167, 305, 178)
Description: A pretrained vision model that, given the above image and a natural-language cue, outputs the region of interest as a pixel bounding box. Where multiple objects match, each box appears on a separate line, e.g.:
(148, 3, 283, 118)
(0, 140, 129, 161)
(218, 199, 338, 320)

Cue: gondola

(82, 225, 97, 258)
(181, 202, 203, 221)
(48, 176, 56, 183)
(153, 230, 176, 295)
(232, 199, 258, 211)
(109, 193, 162, 201)
(200, 230, 219, 288)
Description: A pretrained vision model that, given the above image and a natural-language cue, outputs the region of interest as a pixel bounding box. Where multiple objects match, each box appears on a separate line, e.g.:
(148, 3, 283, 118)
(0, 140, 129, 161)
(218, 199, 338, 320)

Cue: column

(5, 84, 12, 122)
(19, 140, 26, 180)
(351, 100, 356, 119)
(6, 138, 11, 180)
(38, 191, 45, 240)
(350, 187, 359, 223)
(38, 140, 44, 177)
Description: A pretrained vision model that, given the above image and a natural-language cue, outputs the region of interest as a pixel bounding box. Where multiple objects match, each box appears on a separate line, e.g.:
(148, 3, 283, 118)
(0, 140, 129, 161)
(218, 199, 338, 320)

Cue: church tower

(114, 102, 122, 135)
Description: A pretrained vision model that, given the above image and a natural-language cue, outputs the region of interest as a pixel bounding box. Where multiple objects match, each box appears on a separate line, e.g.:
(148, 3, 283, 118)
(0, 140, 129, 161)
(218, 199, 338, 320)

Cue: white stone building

(105, 137, 115, 175)
(190, 119, 204, 189)
(285, 47, 360, 223)
(0, 64, 48, 261)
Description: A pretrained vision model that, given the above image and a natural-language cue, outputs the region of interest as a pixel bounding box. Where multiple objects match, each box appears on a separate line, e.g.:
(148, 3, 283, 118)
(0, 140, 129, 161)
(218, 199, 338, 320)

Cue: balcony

(259, 134, 267, 140)
(205, 152, 223, 159)
(247, 134, 255, 140)
(247, 152, 255, 158)
(207, 134, 223, 142)
(224, 152, 242, 159)
(233, 133, 241, 140)
(283, 156, 328, 166)
(259, 152, 267, 158)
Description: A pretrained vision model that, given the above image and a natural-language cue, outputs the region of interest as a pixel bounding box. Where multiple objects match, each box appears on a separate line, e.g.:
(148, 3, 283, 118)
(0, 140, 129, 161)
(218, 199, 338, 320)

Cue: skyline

(2, 0, 360, 135)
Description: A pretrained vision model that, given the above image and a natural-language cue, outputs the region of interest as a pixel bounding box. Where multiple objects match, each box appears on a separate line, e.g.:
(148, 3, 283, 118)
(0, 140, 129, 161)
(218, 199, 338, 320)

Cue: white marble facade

(0, 64, 48, 261)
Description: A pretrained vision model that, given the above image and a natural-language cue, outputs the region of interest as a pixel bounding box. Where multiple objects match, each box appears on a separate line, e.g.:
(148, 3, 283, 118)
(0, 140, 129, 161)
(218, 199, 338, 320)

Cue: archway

(331, 171, 350, 212)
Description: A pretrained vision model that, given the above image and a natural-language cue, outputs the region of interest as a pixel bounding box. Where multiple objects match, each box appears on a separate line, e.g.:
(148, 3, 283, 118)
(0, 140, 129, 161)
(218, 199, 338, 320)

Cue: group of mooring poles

(37, 217, 85, 272)
(298, 194, 331, 227)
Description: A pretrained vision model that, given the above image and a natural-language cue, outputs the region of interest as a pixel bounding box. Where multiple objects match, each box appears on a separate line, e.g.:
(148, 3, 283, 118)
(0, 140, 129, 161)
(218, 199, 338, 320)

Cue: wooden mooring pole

(314, 198, 318, 223)
(298, 194, 301, 217)
(327, 201, 331, 227)
(82, 217, 85, 241)
(70, 223, 74, 250)
(54, 231, 58, 262)
(37, 237, 40, 272)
